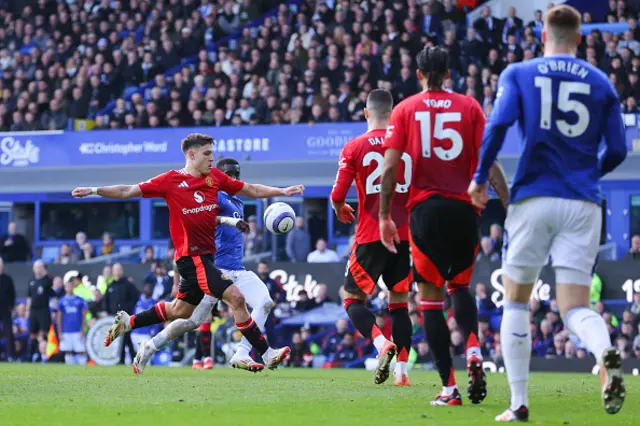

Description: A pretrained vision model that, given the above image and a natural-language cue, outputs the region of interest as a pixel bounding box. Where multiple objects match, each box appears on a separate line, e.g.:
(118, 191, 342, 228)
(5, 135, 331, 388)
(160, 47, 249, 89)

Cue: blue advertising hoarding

(0, 121, 636, 169)
(0, 124, 365, 168)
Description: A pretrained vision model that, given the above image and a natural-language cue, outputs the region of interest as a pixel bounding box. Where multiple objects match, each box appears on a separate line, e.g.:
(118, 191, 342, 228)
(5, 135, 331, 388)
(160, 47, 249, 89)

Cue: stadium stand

(0, 0, 633, 132)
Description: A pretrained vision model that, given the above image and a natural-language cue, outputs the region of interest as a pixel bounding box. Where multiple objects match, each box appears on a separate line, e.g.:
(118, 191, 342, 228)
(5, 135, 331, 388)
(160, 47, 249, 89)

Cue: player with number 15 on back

(380, 47, 510, 407)
(331, 89, 413, 387)
(468, 5, 627, 422)
(72, 133, 304, 371)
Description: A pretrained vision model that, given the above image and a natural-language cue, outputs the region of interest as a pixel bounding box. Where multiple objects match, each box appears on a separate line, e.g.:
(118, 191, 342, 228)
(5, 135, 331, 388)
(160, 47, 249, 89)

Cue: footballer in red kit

(331, 89, 413, 387)
(72, 132, 304, 371)
(379, 48, 510, 406)
(139, 166, 244, 305)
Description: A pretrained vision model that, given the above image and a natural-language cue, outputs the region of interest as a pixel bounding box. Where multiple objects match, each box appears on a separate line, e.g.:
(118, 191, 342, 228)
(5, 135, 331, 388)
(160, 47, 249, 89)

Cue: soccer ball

(264, 202, 296, 235)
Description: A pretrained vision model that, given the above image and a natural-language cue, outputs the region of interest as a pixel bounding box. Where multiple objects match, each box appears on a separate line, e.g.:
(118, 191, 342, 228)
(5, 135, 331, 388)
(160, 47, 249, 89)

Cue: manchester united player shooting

(379, 47, 509, 406)
(72, 133, 304, 370)
(131, 159, 281, 375)
(331, 89, 413, 386)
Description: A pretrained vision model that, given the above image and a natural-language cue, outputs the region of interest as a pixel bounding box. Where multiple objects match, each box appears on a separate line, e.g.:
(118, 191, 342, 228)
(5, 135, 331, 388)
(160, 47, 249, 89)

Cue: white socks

(394, 361, 408, 377)
(373, 335, 387, 353)
(151, 318, 198, 351)
(501, 300, 531, 410)
(442, 385, 457, 396)
(565, 306, 612, 363)
(148, 339, 159, 351)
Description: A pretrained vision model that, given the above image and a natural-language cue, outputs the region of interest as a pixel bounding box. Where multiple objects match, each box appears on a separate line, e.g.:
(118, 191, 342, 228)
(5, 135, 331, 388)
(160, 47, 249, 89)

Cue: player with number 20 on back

(331, 89, 413, 387)
(468, 5, 627, 422)
(380, 47, 510, 407)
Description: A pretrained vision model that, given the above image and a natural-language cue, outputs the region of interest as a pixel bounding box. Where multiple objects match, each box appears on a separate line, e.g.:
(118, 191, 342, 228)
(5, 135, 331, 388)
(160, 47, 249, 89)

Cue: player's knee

(164, 300, 178, 318)
(235, 294, 246, 308)
(171, 300, 195, 319)
(388, 291, 409, 304)
(225, 286, 246, 310)
(417, 281, 443, 300)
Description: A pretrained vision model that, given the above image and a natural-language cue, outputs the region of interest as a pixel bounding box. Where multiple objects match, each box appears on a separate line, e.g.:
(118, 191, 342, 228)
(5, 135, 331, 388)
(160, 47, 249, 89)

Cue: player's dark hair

(181, 133, 214, 153)
(216, 157, 241, 179)
(416, 47, 449, 90)
(366, 89, 393, 117)
(544, 4, 581, 44)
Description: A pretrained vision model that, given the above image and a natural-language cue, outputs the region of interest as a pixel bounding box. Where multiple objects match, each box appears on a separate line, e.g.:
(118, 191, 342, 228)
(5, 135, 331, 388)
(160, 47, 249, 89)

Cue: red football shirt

(384, 90, 486, 211)
(331, 128, 410, 244)
(139, 167, 244, 260)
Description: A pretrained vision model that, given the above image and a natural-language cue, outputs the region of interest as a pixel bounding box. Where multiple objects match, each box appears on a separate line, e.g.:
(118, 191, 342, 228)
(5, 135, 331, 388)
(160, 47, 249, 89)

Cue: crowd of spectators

(2, 0, 640, 132)
(292, 277, 640, 368)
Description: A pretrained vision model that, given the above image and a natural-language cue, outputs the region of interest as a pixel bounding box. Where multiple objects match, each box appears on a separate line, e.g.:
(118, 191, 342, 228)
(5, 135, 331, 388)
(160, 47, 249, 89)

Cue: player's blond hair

(543, 5, 581, 46)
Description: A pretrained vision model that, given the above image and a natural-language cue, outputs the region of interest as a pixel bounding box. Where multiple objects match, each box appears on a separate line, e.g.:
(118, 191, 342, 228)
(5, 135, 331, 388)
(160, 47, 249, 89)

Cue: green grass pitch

(0, 364, 637, 426)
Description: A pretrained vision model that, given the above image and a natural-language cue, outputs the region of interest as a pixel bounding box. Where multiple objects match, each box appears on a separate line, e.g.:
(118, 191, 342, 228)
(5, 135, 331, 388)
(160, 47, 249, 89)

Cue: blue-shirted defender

(468, 5, 627, 422)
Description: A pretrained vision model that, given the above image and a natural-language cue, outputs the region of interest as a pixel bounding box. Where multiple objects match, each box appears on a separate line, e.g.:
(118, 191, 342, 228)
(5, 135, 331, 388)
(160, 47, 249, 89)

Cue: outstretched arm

(216, 216, 249, 232)
(238, 183, 305, 198)
(72, 185, 143, 200)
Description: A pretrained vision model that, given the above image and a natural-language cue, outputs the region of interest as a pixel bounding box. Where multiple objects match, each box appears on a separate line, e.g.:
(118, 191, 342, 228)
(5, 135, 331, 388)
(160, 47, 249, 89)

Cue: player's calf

(388, 298, 412, 387)
(344, 297, 394, 384)
(234, 294, 275, 359)
(224, 285, 288, 369)
(133, 297, 219, 374)
(109, 300, 197, 347)
(199, 329, 213, 370)
(449, 285, 486, 403)
(420, 297, 458, 403)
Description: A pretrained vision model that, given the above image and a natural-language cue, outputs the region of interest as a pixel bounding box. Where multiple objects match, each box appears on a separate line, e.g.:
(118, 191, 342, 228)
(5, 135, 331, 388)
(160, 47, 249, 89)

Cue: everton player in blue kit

(132, 158, 280, 373)
(215, 158, 279, 368)
(57, 279, 88, 364)
(468, 5, 627, 422)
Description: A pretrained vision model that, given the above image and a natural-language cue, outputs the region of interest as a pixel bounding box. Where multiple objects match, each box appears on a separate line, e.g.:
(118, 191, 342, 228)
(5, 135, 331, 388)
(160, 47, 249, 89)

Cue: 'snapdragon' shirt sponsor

(182, 204, 219, 215)
(139, 168, 244, 260)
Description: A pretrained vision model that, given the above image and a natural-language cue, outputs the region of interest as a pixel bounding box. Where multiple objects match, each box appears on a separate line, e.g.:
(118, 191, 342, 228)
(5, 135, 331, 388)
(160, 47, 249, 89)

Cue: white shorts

(220, 269, 273, 310)
(60, 332, 86, 353)
(503, 197, 601, 286)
